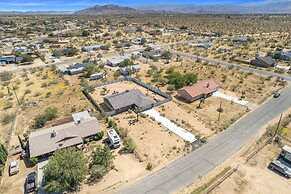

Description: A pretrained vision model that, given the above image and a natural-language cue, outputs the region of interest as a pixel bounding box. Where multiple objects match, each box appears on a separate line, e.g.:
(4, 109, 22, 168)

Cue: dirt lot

(156, 101, 213, 137)
(113, 111, 189, 168)
(90, 80, 165, 104)
(81, 153, 148, 194)
(175, 96, 248, 133)
(212, 144, 291, 194)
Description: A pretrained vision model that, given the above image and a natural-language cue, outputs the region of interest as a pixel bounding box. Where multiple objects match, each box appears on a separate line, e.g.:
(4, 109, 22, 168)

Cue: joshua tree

(134, 106, 142, 122)
(197, 98, 205, 109)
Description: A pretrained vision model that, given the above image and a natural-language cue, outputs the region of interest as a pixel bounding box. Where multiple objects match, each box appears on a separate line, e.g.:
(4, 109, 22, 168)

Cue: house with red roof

(177, 80, 219, 102)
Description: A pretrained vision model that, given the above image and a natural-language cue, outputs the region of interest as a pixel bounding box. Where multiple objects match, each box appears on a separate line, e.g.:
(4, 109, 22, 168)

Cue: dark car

(273, 93, 280, 98)
(25, 172, 37, 193)
(269, 160, 291, 178)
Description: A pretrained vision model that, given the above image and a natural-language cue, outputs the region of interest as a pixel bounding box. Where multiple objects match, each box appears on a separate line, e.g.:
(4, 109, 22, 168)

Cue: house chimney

(206, 82, 210, 88)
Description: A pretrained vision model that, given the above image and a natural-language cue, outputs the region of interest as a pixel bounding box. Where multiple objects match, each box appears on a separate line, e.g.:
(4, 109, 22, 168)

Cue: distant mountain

(0, 11, 74, 15)
(134, 2, 291, 14)
(74, 4, 138, 15)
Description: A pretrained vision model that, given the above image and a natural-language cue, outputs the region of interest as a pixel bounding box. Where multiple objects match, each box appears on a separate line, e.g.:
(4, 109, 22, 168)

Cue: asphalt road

(171, 50, 291, 82)
(118, 85, 291, 194)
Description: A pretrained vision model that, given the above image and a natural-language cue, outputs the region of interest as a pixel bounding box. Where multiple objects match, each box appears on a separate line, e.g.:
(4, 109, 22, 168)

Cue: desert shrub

(123, 137, 136, 153)
(44, 107, 58, 121)
(146, 163, 153, 171)
(29, 157, 38, 166)
(0, 72, 13, 82)
(1, 113, 14, 125)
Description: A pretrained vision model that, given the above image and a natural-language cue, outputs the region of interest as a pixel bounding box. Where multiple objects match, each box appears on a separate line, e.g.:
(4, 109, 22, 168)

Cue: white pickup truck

(9, 160, 19, 176)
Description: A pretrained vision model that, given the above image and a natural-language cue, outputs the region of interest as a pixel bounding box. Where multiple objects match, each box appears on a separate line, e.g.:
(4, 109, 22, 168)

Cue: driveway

(212, 91, 250, 107)
(143, 109, 197, 143)
(118, 85, 291, 194)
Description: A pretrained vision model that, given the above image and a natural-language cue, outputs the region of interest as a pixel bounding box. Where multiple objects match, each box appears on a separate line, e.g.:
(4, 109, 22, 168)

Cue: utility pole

(12, 84, 20, 107)
(274, 113, 283, 137)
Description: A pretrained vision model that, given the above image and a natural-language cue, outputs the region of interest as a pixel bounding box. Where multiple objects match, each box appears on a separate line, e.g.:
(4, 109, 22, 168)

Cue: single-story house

(231, 36, 248, 42)
(82, 44, 103, 52)
(118, 64, 141, 76)
(107, 56, 130, 67)
(142, 49, 164, 59)
(89, 72, 104, 80)
(67, 63, 85, 75)
(250, 56, 276, 68)
(104, 89, 155, 114)
(177, 80, 219, 102)
(28, 111, 99, 158)
(193, 42, 213, 49)
(281, 52, 291, 61)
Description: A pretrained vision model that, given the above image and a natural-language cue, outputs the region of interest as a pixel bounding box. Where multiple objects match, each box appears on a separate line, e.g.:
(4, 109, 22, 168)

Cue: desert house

(118, 64, 141, 76)
(107, 56, 130, 67)
(28, 111, 100, 158)
(89, 72, 105, 80)
(103, 89, 155, 114)
(250, 56, 277, 68)
(177, 79, 219, 102)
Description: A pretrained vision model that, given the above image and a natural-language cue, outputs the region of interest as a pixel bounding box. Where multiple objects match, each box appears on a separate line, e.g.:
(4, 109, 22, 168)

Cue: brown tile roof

(178, 79, 219, 98)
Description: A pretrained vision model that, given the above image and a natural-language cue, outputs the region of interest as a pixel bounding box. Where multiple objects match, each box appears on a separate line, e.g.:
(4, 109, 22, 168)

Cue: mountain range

(0, 2, 290, 15)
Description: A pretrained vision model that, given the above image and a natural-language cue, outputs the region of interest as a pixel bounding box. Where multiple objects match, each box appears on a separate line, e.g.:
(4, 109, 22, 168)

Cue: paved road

(171, 50, 291, 82)
(119, 85, 291, 194)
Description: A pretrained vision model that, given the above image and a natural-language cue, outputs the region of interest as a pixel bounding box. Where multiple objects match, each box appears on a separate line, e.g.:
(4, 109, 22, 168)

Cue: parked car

(9, 160, 19, 176)
(25, 172, 37, 193)
(269, 160, 291, 178)
(273, 93, 280, 98)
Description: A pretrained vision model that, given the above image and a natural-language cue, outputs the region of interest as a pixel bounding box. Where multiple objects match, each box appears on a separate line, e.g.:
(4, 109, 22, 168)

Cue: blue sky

(0, 0, 289, 11)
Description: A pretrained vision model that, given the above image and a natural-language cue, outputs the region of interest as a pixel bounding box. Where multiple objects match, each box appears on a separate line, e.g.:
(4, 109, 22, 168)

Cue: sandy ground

(114, 111, 188, 168)
(212, 144, 291, 194)
(156, 101, 213, 137)
(80, 153, 148, 194)
(175, 95, 247, 132)
(91, 80, 165, 103)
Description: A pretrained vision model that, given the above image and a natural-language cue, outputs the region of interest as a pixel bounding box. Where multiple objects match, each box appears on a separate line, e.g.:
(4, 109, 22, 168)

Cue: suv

(269, 160, 291, 178)
(25, 172, 37, 193)
(9, 160, 19, 176)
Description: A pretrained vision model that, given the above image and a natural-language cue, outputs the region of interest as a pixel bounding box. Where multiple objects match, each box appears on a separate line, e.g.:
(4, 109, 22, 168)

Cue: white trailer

(107, 129, 121, 149)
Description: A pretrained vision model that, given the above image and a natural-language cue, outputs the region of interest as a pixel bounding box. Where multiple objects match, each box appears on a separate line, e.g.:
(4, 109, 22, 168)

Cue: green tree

(33, 115, 46, 129)
(20, 53, 33, 63)
(84, 64, 97, 78)
(116, 31, 122, 37)
(82, 30, 90, 37)
(92, 145, 113, 169)
(119, 59, 134, 67)
(44, 148, 88, 193)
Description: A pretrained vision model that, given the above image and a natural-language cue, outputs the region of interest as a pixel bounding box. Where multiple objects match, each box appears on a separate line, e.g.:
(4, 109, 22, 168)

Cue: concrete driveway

(143, 109, 197, 143)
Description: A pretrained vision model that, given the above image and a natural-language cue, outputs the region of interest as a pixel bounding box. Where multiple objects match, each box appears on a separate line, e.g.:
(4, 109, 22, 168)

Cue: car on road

(273, 93, 280, 98)
(269, 159, 291, 178)
(9, 160, 19, 176)
(25, 172, 37, 193)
